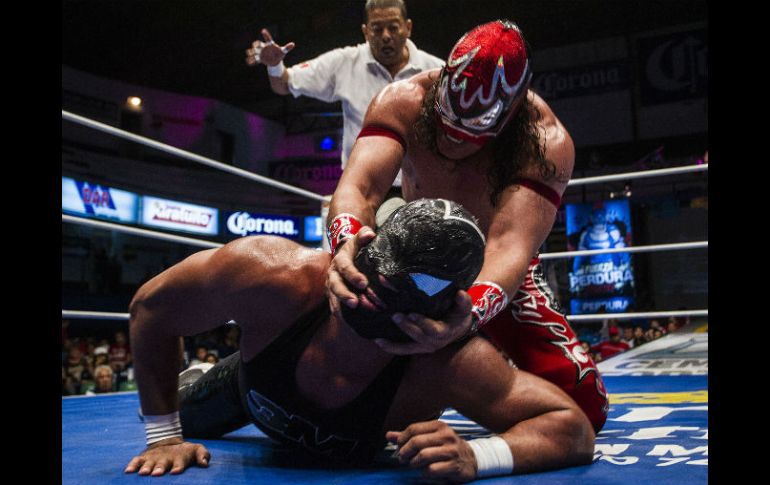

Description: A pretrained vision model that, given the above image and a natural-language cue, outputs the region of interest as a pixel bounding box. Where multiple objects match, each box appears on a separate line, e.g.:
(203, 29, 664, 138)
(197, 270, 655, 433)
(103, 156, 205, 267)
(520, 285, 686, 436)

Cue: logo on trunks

(246, 390, 358, 458)
(530, 263, 563, 313)
(512, 262, 608, 407)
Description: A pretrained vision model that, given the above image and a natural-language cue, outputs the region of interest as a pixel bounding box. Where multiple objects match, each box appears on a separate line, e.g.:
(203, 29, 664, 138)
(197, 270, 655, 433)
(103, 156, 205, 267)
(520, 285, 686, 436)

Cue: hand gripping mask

(340, 198, 485, 342)
(434, 19, 533, 145)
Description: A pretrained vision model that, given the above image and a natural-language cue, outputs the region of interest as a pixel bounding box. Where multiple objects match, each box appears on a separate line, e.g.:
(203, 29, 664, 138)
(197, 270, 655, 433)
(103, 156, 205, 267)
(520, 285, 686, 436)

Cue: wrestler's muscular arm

(326, 82, 414, 310)
(458, 93, 574, 328)
(125, 237, 327, 476)
(381, 92, 574, 354)
(477, 92, 574, 301)
(388, 337, 594, 482)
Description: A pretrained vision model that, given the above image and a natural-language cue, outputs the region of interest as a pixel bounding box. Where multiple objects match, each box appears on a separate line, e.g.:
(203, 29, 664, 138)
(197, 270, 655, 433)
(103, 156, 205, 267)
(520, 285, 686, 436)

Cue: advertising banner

(304, 216, 324, 243)
(268, 159, 342, 196)
(636, 28, 707, 106)
(141, 196, 218, 235)
(224, 211, 300, 240)
(634, 26, 707, 139)
(532, 59, 631, 101)
(566, 200, 635, 314)
(62, 176, 138, 223)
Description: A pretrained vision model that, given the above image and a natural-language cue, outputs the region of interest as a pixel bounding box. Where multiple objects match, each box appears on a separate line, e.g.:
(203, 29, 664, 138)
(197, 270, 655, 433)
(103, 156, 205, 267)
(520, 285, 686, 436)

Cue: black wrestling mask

(340, 198, 485, 342)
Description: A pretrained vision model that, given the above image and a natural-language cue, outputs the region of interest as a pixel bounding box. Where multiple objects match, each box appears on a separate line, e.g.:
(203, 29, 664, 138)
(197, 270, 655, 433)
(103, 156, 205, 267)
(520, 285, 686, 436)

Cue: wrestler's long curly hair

(414, 77, 557, 206)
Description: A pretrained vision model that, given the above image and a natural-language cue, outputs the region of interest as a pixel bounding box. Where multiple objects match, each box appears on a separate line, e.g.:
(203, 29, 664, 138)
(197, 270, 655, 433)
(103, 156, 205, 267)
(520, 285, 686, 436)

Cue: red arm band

(514, 178, 562, 208)
(468, 281, 509, 331)
(327, 213, 363, 255)
(357, 125, 407, 152)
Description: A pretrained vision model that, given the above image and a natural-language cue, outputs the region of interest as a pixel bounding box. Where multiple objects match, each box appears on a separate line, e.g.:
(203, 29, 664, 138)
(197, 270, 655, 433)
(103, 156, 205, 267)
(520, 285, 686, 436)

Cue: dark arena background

(62, 1, 708, 483)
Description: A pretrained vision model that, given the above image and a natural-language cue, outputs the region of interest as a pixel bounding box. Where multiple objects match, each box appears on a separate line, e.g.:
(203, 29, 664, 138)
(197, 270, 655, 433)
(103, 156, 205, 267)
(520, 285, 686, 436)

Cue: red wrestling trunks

(481, 256, 609, 432)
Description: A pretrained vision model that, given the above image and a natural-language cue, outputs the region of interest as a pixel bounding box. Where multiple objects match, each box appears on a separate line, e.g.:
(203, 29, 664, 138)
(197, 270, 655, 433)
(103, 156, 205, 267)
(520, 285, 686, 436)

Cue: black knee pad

(179, 351, 250, 438)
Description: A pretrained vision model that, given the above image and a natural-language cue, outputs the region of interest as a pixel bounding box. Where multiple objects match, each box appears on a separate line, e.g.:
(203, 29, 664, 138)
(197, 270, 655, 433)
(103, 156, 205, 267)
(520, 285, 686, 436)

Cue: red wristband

(468, 282, 509, 331)
(327, 213, 363, 255)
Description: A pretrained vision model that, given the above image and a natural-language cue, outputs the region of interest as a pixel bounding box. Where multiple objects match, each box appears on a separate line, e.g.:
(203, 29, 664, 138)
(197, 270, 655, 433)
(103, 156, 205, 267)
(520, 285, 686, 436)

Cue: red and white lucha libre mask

(434, 20, 532, 145)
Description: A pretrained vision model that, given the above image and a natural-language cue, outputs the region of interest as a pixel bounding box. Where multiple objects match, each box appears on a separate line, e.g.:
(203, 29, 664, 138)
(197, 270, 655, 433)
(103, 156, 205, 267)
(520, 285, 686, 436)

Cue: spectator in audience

(649, 319, 665, 334)
(577, 340, 602, 363)
(632, 326, 647, 347)
(643, 328, 655, 342)
(62, 346, 93, 395)
(84, 337, 97, 359)
(189, 345, 210, 367)
(69, 336, 88, 354)
(590, 327, 629, 360)
(109, 330, 131, 373)
(86, 365, 116, 395)
(117, 362, 137, 392)
(93, 345, 110, 369)
(621, 326, 635, 348)
(205, 353, 219, 365)
(599, 317, 620, 341)
(666, 316, 679, 333)
(193, 330, 221, 357)
(652, 328, 664, 340)
(217, 325, 241, 359)
(674, 309, 690, 328)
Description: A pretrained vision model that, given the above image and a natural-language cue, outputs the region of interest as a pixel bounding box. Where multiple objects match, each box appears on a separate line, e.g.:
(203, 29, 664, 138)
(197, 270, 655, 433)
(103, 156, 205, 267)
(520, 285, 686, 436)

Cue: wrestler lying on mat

(124, 199, 594, 482)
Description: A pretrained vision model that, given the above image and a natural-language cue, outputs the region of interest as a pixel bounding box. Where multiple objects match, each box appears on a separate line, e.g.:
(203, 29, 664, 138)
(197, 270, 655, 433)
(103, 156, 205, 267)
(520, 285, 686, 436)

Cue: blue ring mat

(63, 331, 707, 484)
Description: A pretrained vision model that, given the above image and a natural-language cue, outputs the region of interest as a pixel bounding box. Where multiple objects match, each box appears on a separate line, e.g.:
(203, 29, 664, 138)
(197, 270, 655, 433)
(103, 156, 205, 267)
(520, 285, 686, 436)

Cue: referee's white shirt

(287, 39, 444, 185)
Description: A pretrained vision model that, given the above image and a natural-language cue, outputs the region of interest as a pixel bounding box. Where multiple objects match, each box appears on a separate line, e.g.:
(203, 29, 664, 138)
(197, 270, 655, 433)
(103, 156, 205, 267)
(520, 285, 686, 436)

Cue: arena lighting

(319, 136, 335, 151)
(609, 182, 632, 199)
(126, 96, 143, 109)
(316, 134, 339, 152)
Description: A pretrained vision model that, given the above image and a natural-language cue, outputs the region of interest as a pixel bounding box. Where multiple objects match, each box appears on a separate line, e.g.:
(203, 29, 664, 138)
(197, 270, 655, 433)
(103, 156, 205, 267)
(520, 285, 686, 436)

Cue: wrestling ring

(62, 109, 708, 484)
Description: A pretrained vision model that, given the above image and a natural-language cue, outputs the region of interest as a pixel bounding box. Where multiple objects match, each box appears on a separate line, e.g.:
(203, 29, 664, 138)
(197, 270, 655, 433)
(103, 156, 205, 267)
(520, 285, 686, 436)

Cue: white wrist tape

(467, 436, 514, 477)
(144, 411, 183, 446)
(267, 61, 285, 77)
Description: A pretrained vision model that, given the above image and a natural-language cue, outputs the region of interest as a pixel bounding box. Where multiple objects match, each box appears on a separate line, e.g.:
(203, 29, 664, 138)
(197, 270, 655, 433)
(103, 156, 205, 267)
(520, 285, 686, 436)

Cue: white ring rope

(63, 212, 707, 259)
(62, 110, 331, 203)
(63, 110, 706, 199)
(62, 310, 130, 320)
(539, 241, 707, 260)
(62, 214, 223, 249)
(568, 164, 707, 186)
(63, 113, 708, 325)
(60, 309, 707, 322)
(566, 310, 707, 322)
